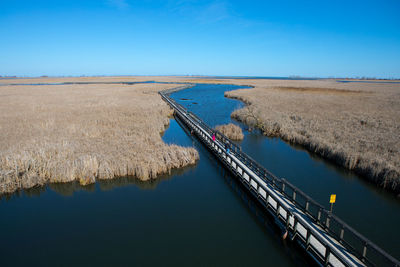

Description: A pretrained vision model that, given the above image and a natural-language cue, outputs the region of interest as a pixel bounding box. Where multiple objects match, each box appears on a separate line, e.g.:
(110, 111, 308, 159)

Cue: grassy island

(0, 77, 198, 194)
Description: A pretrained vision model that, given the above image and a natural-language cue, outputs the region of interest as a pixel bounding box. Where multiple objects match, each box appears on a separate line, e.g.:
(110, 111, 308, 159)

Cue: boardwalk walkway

(160, 89, 400, 267)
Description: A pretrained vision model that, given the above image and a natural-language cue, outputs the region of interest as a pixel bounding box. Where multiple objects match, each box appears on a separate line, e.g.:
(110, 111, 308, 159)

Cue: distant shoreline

(1, 76, 399, 195)
(1, 75, 399, 82)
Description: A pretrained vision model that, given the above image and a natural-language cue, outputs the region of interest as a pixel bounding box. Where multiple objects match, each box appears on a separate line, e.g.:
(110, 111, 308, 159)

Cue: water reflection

(171, 83, 400, 259)
(2, 82, 399, 264)
(219, 169, 311, 265)
(0, 166, 197, 202)
(181, 116, 312, 266)
(96, 166, 195, 191)
(49, 182, 96, 196)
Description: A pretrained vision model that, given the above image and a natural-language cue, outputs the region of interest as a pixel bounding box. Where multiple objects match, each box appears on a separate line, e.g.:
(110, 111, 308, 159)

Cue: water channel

(0, 82, 399, 266)
(170, 84, 400, 260)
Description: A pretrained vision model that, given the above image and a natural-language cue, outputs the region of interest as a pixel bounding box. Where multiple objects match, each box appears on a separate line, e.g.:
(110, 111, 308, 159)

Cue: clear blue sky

(1, 0, 399, 78)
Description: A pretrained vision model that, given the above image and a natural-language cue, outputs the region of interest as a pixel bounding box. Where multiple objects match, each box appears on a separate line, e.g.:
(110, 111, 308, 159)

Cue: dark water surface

(170, 84, 400, 260)
(0, 121, 305, 266)
(1, 83, 399, 266)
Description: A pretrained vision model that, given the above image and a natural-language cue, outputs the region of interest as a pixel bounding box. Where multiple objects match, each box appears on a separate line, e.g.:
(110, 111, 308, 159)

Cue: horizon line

(1, 74, 399, 80)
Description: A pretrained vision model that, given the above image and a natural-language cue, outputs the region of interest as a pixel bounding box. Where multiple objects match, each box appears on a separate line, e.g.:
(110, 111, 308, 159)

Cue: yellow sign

(330, 194, 336, 203)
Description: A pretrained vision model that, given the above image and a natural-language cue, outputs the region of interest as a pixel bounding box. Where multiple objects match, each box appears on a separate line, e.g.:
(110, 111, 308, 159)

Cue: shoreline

(223, 83, 400, 196)
(0, 81, 199, 195)
(229, 92, 400, 195)
(2, 76, 399, 196)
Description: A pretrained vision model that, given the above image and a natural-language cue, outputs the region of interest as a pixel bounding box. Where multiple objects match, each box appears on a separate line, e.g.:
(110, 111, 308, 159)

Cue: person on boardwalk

(225, 142, 230, 154)
(212, 133, 216, 141)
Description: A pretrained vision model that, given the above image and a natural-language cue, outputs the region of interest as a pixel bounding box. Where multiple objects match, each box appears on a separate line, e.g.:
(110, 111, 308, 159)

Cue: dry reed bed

(0, 82, 199, 194)
(215, 123, 244, 141)
(224, 80, 400, 194)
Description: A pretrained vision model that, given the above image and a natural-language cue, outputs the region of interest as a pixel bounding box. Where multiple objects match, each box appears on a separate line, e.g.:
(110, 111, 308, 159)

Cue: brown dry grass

(273, 86, 365, 95)
(224, 80, 400, 194)
(3, 76, 399, 194)
(215, 123, 244, 141)
(0, 82, 199, 194)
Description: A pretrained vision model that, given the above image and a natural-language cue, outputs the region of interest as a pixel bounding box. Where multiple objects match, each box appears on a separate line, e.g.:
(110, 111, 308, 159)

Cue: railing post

(317, 208, 322, 222)
(340, 227, 344, 241)
(293, 216, 297, 231)
(306, 228, 311, 247)
(286, 212, 292, 229)
(362, 242, 368, 262)
(326, 213, 330, 229)
(325, 246, 331, 265)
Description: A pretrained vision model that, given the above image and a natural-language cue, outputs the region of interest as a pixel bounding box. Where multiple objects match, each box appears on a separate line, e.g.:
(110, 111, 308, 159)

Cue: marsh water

(170, 84, 400, 259)
(0, 83, 399, 266)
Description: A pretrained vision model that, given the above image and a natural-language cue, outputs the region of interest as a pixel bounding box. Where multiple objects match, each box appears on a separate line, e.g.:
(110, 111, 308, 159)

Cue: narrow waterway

(170, 83, 400, 260)
(0, 82, 399, 266)
(0, 111, 308, 266)
(0, 82, 309, 266)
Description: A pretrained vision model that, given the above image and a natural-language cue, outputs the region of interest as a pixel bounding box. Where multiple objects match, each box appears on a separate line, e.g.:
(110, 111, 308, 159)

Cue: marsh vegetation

(215, 123, 244, 141)
(225, 80, 400, 194)
(0, 81, 198, 194)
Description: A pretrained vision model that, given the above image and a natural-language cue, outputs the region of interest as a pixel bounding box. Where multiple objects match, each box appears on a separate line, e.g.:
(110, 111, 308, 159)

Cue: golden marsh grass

(215, 123, 244, 141)
(224, 80, 400, 194)
(2, 76, 398, 194)
(0, 82, 199, 194)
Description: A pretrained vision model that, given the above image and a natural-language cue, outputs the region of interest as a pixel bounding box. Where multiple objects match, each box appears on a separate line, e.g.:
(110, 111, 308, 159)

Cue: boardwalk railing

(159, 89, 400, 267)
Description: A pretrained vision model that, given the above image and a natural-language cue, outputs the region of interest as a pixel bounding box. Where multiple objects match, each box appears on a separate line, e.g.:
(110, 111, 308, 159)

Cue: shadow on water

(0, 163, 197, 202)
(0, 114, 197, 202)
(171, 83, 400, 260)
(0, 116, 309, 266)
(172, 115, 314, 266)
(245, 126, 357, 178)
(220, 170, 313, 266)
(243, 125, 399, 202)
(96, 165, 195, 192)
(1, 82, 399, 265)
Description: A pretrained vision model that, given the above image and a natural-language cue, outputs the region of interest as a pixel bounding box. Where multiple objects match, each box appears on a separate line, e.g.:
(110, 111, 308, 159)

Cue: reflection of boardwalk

(160, 90, 400, 267)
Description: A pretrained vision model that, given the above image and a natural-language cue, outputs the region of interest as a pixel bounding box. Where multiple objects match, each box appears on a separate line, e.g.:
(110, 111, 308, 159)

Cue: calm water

(0, 83, 399, 266)
(0, 119, 307, 266)
(170, 84, 400, 260)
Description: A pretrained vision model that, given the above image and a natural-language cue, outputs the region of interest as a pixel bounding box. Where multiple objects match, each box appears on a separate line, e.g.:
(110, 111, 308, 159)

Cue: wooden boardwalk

(160, 90, 400, 267)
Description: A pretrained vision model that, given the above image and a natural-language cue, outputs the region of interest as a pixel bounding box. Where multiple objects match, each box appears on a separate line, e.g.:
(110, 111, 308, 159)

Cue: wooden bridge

(159, 89, 400, 267)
